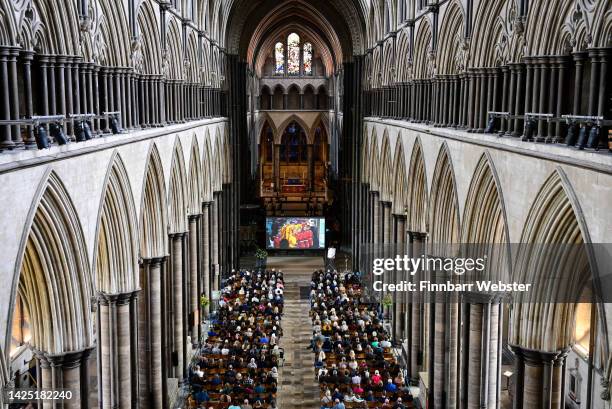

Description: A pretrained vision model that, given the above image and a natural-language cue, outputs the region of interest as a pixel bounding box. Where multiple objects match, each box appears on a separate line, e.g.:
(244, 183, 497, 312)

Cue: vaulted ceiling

(223, 0, 368, 73)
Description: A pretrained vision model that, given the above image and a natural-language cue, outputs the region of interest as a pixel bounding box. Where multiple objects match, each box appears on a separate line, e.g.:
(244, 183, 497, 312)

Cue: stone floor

(266, 256, 322, 409)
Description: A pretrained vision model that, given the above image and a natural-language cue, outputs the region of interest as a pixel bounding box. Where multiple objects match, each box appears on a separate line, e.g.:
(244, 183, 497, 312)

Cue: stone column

(21, 51, 35, 147)
(463, 296, 501, 409)
(171, 233, 185, 379)
(393, 215, 405, 340)
(211, 196, 219, 291)
(522, 57, 535, 140)
(99, 291, 138, 409)
(307, 144, 314, 191)
(38, 347, 94, 409)
(138, 257, 165, 409)
(536, 58, 549, 142)
(372, 192, 380, 247)
(554, 58, 568, 142)
(65, 57, 74, 138)
(513, 64, 525, 137)
(467, 70, 476, 130)
(201, 203, 211, 318)
(188, 215, 200, 342)
(511, 346, 569, 409)
(499, 66, 509, 134)
(274, 144, 281, 190)
(7, 48, 20, 144)
(0, 49, 13, 149)
(409, 232, 426, 378)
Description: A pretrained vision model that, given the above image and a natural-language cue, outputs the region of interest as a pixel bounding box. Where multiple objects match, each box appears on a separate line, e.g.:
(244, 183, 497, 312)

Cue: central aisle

(266, 256, 322, 409)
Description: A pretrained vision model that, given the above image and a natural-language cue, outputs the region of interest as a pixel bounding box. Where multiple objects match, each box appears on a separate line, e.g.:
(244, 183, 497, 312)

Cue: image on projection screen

(266, 217, 326, 249)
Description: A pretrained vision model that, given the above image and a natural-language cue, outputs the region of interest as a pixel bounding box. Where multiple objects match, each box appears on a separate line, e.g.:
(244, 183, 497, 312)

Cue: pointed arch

(188, 136, 204, 215)
(379, 131, 393, 202)
(169, 138, 189, 234)
(391, 137, 408, 215)
(406, 139, 428, 233)
(428, 143, 460, 255)
(511, 169, 600, 352)
(275, 114, 312, 144)
(98, 0, 131, 66)
(461, 153, 511, 281)
(94, 152, 139, 294)
(367, 128, 382, 192)
(137, 0, 162, 75)
(166, 17, 184, 80)
(201, 132, 214, 200)
(437, 0, 465, 74)
(413, 17, 433, 79)
(9, 171, 93, 355)
(139, 144, 169, 259)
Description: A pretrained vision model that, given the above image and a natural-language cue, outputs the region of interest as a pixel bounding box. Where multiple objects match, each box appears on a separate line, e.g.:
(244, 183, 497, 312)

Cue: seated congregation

(186, 269, 285, 409)
(310, 269, 413, 409)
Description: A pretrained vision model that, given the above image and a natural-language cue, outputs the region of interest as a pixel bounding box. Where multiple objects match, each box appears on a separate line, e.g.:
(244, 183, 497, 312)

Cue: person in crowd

(309, 267, 409, 407)
(185, 268, 285, 407)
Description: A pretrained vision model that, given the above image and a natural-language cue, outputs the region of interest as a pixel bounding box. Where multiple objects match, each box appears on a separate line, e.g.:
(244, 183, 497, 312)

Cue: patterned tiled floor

(266, 257, 322, 409)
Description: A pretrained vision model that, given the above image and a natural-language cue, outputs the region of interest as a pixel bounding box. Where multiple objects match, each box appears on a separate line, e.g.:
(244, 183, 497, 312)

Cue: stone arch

(188, 136, 204, 215)
(202, 132, 215, 200)
(98, 0, 131, 67)
(461, 152, 511, 280)
(309, 114, 330, 145)
(139, 144, 169, 259)
(168, 138, 189, 234)
(406, 138, 428, 234)
(428, 143, 460, 254)
(9, 170, 93, 355)
(367, 128, 382, 192)
(526, 0, 576, 56)
(511, 169, 600, 352)
(223, 127, 232, 184)
(213, 128, 224, 191)
(469, 0, 506, 66)
(272, 84, 285, 109)
(303, 84, 316, 109)
(166, 17, 184, 80)
(260, 85, 272, 110)
(287, 84, 301, 109)
(185, 31, 200, 83)
(361, 126, 372, 185)
(437, 0, 465, 74)
(275, 114, 312, 144)
(0, 0, 18, 46)
(94, 152, 139, 294)
(137, 0, 162, 75)
(379, 131, 393, 202)
(256, 114, 278, 144)
(413, 17, 433, 79)
(31, 0, 80, 55)
(391, 137, 408, 215)
(395, 28, 411, 81)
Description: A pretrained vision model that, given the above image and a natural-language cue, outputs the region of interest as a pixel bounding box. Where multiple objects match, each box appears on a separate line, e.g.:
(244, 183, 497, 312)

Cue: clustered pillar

(98, 291, 139, 409)
(362, 47, 611, 147)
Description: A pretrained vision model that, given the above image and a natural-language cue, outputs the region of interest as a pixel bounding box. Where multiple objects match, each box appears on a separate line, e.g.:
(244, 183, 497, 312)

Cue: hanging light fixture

(50, 122, 69, 145)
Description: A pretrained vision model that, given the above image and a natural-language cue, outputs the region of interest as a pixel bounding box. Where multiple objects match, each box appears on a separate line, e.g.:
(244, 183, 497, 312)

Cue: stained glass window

(303, 42, 313, 75)
(275, 42, 284, 75)
(287, 33, 300, 75)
